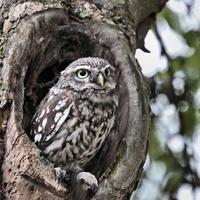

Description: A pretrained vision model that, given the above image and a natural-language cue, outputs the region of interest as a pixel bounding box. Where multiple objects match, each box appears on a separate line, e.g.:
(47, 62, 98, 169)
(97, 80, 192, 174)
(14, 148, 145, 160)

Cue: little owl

(31, 57, 118, 198)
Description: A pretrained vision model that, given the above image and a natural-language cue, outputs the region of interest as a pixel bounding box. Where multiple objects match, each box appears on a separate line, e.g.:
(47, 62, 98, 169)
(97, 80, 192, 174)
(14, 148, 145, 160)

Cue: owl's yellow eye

(76, 69, 90, 79)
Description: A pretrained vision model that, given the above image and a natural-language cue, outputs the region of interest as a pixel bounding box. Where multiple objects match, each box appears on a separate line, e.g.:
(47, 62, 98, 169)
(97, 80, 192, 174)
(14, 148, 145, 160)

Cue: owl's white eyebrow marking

(104, 64, 115, 71)
(66, 65, 91, 73)
(74, 65, 91, 71)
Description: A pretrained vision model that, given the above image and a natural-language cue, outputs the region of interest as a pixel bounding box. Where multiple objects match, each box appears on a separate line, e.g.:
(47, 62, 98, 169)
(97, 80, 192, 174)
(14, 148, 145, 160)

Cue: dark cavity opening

(21, 12, 114, 134)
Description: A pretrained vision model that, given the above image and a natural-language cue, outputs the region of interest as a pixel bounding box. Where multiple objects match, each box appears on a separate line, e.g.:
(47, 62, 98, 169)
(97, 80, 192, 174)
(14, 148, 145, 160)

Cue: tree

(0, 0, 166, 199)
(134, 0, 200, 199)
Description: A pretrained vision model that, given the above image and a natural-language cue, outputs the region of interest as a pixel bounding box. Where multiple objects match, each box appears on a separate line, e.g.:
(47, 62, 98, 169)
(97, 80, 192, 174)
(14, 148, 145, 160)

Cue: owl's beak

(97, 74, 104, 86)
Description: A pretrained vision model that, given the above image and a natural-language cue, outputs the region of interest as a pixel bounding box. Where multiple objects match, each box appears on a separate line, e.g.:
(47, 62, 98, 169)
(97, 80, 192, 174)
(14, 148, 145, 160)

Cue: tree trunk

(0, 0, 166, 199)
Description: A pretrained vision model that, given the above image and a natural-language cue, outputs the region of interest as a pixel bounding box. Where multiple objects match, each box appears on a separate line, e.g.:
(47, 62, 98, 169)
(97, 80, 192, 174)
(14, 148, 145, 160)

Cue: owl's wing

(31, 88, 74, 147)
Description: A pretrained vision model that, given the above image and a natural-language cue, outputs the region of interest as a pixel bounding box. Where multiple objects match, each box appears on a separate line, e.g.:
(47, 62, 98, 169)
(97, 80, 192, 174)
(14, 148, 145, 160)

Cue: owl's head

(58, 57, 117, 101)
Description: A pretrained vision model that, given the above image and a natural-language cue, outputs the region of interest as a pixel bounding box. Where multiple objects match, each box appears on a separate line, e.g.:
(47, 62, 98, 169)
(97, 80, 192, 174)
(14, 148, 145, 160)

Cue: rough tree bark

(0, 0, 166, 199)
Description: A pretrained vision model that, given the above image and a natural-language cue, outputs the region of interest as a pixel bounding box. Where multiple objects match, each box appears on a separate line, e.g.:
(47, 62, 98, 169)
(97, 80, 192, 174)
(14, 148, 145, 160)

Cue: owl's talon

(88, 183, 98, 195)
(76, 172, 98, 195)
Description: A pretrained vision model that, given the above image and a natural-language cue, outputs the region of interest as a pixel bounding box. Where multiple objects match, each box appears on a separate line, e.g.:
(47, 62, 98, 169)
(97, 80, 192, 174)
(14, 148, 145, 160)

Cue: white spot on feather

(54, 112, 62, 123)
(42, 118, 47, 129)
(46, 107, 50, 114)
(46, 134, 52, 141)
(54, 90, 60, 94)
(58, 100, 63, 105)
(34, 134, 42, 142)
(48, 95, 54, 101)
(55, 103, 73, 129)
(55, 100, 66, 110)
(44, 103, 73, 142)
(35, 117, 39, 122)
(39, 109, 45, 119)
(38, 126, 42, 132)
(55, 105, 61, 110)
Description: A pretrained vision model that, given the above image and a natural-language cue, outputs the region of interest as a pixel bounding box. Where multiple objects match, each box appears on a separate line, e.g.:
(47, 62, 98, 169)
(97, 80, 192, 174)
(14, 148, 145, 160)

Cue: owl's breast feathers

(31, 86, 118, 167)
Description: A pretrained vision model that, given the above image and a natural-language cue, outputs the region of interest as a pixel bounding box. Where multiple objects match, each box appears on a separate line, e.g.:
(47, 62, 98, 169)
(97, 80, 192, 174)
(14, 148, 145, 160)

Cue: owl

(31, 57, 118, 196)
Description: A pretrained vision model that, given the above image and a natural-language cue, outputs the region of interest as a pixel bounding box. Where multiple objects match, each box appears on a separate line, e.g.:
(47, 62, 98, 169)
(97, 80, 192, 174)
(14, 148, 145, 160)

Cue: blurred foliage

(161, 7, 182, 33)
(133, 0, 200, 199)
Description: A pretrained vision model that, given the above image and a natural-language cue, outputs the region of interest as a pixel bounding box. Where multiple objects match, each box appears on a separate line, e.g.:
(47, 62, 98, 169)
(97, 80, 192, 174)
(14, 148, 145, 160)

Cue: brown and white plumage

(31, 57, 118, 170)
